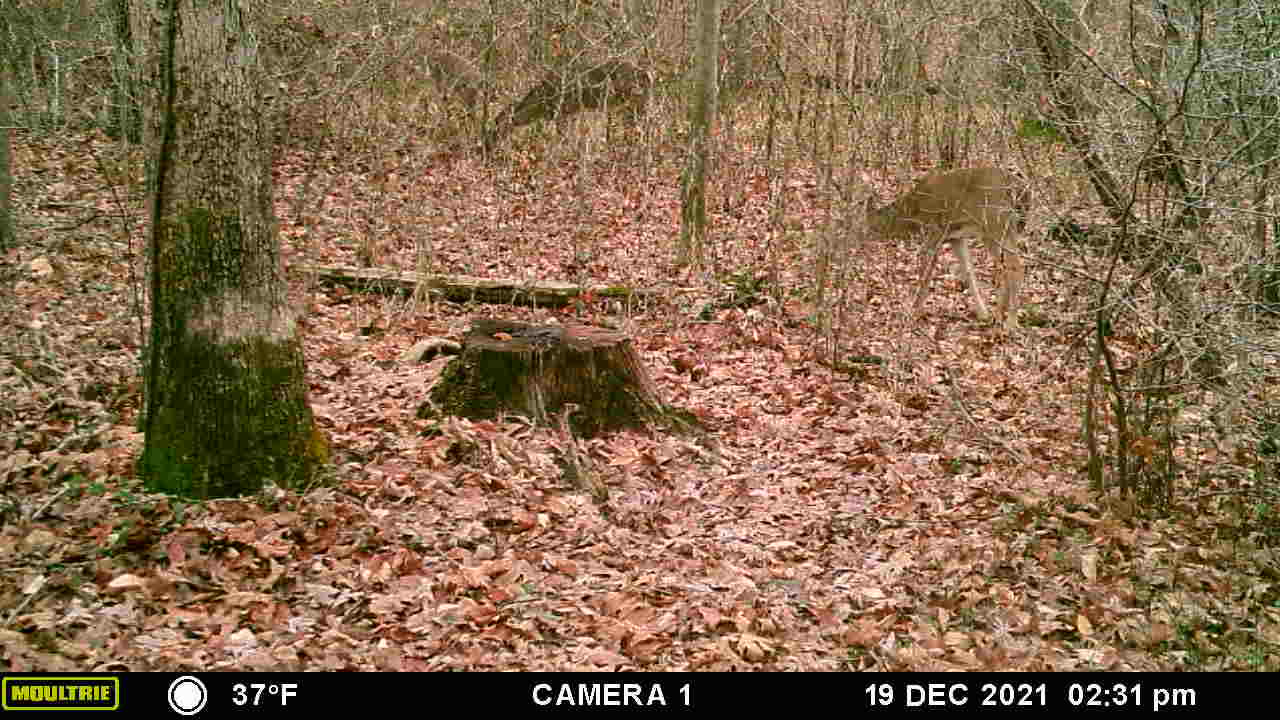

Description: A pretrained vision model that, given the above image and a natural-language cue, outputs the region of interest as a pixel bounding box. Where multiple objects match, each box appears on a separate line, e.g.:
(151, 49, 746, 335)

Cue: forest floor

(1, 125, 1276, 672)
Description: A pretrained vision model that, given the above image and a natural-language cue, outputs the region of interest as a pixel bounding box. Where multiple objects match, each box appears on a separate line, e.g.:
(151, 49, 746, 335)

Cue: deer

(864, 167, 1028, 329)
(425, 50, 483, 107)
(483, 60, 651, 151)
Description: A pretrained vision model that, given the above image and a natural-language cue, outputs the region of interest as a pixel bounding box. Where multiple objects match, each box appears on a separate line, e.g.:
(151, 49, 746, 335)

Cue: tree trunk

(425, 319, 668, 438)
(0, 66, 12, 252)
(139, 0, 322, 498)
(108, 0, 142, 143)
(1019, 0, 1128, 224)
(678, 0, 720, 266)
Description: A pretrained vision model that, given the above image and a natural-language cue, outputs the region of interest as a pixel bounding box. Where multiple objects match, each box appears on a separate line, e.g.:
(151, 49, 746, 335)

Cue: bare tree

(678, 0, 720, 266)
(1008, 0, 1280, 503)
(0, 66, 12, 252)
(1018, 0, 1127, 223)
(138, 0, 323, 498)
(107, 0, 141, 143)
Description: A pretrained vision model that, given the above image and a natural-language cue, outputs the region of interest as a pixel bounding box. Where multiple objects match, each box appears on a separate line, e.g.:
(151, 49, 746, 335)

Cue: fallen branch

(295, 263, 666, 308)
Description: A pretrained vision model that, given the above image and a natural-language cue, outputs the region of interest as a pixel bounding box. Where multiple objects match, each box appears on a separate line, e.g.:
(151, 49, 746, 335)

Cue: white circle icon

(168, 676, 208, 716)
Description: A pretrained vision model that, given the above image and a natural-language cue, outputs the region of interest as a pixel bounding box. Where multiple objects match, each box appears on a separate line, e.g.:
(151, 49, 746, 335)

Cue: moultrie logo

(2, 676, 119, 710)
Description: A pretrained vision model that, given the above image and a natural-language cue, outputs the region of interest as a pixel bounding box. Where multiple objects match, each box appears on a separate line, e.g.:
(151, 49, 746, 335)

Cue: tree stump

(423, 318, 670, 437)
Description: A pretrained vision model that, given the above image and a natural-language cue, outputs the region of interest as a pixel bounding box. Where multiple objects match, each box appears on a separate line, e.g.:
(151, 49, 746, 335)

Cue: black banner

(0, 673, 1238, 715)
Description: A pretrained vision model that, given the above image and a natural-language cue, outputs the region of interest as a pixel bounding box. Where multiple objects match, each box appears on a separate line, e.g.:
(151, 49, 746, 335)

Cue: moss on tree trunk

(142, 329, 323, 498)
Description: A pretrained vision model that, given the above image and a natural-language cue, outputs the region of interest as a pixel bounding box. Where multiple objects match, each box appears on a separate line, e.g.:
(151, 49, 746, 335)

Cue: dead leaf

(106, 574, 146, 593)
(1076, 613, 1094, 637)
(1081, 552, 1097, 583)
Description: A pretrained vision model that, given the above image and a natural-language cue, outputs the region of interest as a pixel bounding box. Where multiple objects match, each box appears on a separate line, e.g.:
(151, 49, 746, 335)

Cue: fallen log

(295, 263, 664, 308)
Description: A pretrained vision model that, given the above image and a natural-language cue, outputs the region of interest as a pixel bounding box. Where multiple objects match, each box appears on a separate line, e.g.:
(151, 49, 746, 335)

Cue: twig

(30, 486, 71, 522)
(4, 576, 46, 628)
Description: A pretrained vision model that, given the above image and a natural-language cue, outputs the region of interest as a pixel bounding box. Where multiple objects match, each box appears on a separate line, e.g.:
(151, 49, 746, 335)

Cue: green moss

(426, 345, 703, 439)
(142, 333, 321, 498)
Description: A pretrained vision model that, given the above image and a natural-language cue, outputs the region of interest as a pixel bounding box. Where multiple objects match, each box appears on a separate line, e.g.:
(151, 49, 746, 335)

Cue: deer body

(426, 50, 483, 107)
(867, 167, 1027, 329)
(484, 60, 650, 151)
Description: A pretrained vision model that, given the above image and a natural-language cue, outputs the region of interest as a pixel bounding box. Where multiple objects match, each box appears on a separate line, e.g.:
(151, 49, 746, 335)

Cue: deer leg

(913, 233, 948, 314)
(951, 235, 992, 322)
(995, 234, 1024, 329)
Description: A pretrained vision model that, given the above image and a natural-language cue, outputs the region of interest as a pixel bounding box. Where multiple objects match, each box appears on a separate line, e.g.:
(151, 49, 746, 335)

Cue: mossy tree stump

(423, 318, 666, 437)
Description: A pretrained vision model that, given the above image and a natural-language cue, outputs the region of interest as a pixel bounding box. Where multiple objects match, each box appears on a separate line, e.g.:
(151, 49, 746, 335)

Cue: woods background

(0, 0, 1277, 672)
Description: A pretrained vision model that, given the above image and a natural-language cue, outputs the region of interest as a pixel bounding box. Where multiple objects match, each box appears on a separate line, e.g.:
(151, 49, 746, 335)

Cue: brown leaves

(4, 110, 1274, 675)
